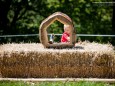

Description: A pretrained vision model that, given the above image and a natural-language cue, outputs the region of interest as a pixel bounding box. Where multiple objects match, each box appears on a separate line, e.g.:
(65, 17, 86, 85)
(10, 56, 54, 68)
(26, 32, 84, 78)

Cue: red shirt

(61, 32, 70, 43)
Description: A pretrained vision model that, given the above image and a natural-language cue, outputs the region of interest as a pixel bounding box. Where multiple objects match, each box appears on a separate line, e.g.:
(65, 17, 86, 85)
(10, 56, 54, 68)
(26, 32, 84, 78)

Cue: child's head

(64, 24, 71, 34)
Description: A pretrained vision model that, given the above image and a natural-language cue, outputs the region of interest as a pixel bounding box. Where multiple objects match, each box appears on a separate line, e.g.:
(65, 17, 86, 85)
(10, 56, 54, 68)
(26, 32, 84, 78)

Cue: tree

(0, 0, 12, 34)
(0, 0, 114, 44)
(112, 0, 115, 44)
(0, 0, 48, 43)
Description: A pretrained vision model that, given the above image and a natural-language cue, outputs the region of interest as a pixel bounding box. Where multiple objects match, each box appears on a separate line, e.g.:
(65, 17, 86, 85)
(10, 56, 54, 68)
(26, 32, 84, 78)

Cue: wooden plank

(0, 78, 115, 83)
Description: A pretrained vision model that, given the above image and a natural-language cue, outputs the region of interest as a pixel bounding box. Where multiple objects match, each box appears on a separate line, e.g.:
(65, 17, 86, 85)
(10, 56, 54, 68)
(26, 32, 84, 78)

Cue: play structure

(39, 12, 76, 48)
(0, 12, 115, 81)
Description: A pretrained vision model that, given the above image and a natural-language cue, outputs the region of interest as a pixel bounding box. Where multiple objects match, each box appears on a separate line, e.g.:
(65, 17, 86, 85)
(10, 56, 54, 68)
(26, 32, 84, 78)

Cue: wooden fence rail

(0, 78, 115, 83)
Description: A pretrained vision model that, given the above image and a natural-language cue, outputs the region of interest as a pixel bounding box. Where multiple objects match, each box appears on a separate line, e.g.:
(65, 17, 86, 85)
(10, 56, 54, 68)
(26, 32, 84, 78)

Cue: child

(61, 24, 71, 43)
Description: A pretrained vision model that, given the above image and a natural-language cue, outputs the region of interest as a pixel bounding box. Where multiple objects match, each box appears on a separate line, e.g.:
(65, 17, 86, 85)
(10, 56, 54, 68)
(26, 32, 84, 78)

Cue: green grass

(0, 81, 115, 86)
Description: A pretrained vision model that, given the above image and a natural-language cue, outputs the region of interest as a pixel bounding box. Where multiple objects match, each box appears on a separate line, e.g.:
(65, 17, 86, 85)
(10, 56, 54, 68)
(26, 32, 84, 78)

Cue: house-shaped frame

(39, 12, 76, 48)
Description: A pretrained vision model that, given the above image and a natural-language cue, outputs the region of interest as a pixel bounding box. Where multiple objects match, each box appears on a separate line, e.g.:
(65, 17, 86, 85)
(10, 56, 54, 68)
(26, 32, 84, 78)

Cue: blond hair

(64, 25, 72, 30)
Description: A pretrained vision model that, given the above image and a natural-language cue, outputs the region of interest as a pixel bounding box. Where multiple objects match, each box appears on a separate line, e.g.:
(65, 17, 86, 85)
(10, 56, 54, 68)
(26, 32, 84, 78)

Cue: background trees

(0, 0, 114, 44)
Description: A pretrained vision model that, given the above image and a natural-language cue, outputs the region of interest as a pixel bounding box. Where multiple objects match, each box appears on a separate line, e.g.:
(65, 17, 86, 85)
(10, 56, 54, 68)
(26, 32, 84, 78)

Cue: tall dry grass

(0, 42, 115, 78)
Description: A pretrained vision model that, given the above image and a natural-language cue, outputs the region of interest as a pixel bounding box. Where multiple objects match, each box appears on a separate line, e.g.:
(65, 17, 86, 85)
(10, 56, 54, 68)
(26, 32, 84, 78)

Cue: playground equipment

(39, 12, 76, 48)
(0, 12, 115, 80)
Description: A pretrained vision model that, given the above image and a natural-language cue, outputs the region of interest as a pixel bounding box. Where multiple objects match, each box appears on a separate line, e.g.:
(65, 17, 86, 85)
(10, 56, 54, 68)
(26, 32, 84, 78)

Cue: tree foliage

(0, 0, 114, 44)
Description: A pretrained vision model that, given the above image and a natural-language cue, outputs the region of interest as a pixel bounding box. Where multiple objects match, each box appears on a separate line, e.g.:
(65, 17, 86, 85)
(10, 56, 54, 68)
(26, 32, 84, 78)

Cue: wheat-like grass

(0, 42, 115, 78)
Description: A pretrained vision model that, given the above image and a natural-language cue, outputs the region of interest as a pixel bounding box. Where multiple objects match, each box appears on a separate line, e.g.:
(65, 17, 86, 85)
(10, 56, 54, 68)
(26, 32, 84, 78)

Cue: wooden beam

(0, 78, 115, 83)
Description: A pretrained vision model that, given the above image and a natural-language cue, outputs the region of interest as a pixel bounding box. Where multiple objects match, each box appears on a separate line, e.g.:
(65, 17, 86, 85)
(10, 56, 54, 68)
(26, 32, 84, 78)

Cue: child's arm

(67, 37, 70, 42)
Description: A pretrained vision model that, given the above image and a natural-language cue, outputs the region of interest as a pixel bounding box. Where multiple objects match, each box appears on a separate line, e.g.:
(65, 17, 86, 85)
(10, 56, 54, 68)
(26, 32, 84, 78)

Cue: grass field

(0, 81, 115, 86)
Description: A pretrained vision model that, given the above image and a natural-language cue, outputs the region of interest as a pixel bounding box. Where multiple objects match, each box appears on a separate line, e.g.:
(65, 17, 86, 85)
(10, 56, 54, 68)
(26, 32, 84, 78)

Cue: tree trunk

(0, 0, 12, 43)
(112, 0, 115, 45)
(0, 0, 11, 35)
